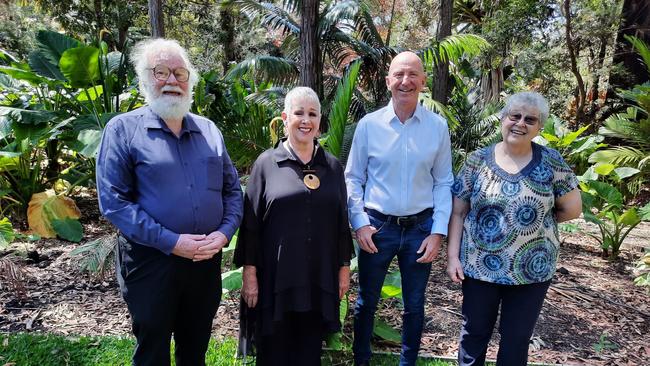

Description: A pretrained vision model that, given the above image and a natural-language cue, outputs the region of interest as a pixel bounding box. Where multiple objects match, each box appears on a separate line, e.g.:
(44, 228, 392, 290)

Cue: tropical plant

(0, 30, 136, 236)
(535, 116, 605, 176)
(633, 250, 650, 293)
(588, 35, 650, 197)
(579, 179, 650, 259)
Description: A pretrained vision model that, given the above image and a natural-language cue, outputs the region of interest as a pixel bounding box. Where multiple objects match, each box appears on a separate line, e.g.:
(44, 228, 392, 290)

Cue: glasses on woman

(148, 65, 190, 82)
(507, 112, 539, 125)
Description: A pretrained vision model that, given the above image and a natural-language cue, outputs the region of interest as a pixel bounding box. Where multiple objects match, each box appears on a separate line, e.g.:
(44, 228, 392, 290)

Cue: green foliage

(592, 332, 619, 354)
(633, 250, 650, 292)
(51, 217, 83, 242)
(69, 235, 117, 277)
(205, 77, 278, 171)
(579, 180, 650, 259)
(536, 116, 605, 176)
(0, 217, 14, 248)
(373, 318, 402, 344)
(0, 29, 136, 224)
(322, 61, 361, 159)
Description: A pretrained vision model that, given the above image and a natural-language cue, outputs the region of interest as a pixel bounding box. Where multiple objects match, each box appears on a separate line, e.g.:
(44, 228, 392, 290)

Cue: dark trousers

(115, 235, 222, 366)
(256, 311, 324, 366)
(458, 277, 551, 366)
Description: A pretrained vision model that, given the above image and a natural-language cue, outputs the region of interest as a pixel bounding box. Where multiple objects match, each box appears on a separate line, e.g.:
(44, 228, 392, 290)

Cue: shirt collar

(272, 138, 327, 167)
(142, 106, 201, 134)
(385, 99, 424, 124)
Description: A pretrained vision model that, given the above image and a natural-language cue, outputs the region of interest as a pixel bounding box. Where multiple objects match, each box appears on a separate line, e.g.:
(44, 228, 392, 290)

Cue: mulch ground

(0, 196, 648, 365)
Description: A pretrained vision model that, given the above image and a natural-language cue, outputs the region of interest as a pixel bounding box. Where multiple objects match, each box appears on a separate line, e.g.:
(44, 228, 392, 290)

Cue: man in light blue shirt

(345, 51, 453, 366)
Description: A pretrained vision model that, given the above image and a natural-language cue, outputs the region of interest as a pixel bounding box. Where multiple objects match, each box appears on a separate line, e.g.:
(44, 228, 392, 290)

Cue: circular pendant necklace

(286, 140, 320, 190)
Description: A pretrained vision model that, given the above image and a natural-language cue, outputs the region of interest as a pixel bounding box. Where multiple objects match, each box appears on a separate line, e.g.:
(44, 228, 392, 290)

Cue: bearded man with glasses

(96, 38, 243, 366)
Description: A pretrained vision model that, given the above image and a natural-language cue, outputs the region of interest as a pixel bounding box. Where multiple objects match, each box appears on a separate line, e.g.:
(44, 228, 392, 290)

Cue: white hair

(283, 87, 321, 114)
(501, 92, 550, 123)
(130, 38, 200, 94)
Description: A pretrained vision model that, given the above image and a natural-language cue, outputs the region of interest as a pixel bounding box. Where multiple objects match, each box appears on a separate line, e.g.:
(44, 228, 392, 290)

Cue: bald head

(386, 51, 426, 117)
(388, 51, 424, 75)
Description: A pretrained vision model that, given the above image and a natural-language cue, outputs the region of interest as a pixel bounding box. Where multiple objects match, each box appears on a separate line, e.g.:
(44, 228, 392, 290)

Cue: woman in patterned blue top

(447, 92, 582, 366)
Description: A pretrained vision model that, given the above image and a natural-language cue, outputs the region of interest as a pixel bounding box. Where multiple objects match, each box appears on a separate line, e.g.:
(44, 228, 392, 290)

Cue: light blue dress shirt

(345, 101, 454, 235)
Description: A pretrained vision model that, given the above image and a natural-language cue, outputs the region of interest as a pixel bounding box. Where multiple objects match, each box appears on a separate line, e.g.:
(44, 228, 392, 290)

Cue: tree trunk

(433, 0, 452, 104)
(148, 0, 165, 38)
(300, 0, 321, 97)
(219, 7, 237, 75)
(612, 0, 650, 88)
(563, 0, 587, 126)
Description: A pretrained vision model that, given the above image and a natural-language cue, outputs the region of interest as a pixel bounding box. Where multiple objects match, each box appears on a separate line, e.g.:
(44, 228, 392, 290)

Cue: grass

(0, 333, 457, 365)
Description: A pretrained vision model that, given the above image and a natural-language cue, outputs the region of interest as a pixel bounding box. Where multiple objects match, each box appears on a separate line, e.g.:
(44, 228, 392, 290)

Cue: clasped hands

(171, 231, 229, 261)
(355, 225, 442, 263)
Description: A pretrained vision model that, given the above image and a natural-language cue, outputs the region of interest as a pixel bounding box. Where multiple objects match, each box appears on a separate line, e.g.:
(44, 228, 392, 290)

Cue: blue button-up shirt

(345, 101, 453, 235)
(96, 106, 243, 254)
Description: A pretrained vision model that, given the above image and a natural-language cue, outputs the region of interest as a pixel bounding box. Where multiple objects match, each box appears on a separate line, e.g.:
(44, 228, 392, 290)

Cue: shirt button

(307, 238, 312, 242)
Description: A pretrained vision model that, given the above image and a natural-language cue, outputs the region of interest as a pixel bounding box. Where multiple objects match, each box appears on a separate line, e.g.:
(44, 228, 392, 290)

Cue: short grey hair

(283, 87, 320, 114)
(130, 38, 200, 92)
(501, 92, 550, 123)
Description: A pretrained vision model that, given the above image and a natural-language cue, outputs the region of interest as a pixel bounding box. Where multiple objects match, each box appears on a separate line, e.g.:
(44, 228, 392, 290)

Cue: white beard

(143, 84, 193, 121)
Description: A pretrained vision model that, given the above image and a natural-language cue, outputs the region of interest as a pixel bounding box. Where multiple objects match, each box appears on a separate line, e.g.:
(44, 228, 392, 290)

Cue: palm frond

(625, 35, 650, 75)
(589, 146, 646, 168)
(339, 122, 358, 168)
(354, 1, 385, 47)
(419, 93, 460, 129)
(320, 0, 361, 32)
(0, 256, 26, 299)
(69, 235, 117, 278)
(223, 0, 300, 35)
(323, 61, 361, 159)
(600, 109, 650, 151)
(420, 34, 490, 71)
(226, 56, 300, 86)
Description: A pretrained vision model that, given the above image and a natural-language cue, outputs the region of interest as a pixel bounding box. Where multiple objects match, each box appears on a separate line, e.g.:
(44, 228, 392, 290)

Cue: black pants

(458, 277, 551, 366)
(116, 235, 222, 366)
(256, 311, 324, 366)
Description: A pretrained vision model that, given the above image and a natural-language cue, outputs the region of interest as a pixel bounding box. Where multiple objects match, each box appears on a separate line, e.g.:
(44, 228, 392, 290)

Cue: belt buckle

(396, 216, 415, 227)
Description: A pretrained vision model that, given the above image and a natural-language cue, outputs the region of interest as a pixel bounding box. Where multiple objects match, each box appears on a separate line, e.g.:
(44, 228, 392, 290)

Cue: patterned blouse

(451, 143, 578, 285)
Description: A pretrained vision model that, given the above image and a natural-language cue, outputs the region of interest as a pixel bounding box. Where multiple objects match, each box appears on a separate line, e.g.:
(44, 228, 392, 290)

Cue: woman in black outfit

(234, 86, 353, 365)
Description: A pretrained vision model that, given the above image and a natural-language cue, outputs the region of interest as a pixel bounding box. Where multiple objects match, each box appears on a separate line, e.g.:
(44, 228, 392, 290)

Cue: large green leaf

(0, 106, 56, 125)
(381, 271, 402, 299)
(593, 163, 616, 176)
(51, 218, 84, 242)
(35, 30, 81, 66)
(59, 46, 100, 88)
(221, 267, 243, 294)
(0, 66, 52, 86)
(585, 181, 623, 207)
(28, 50, 65, 80)
(619, 208, 640, 226)
(373, 319, 401, 343)
(27, 190, 81, 239)
(0, 217, 15, 249)
(613, 167, 640, 180)
(77, 129, 103, 157)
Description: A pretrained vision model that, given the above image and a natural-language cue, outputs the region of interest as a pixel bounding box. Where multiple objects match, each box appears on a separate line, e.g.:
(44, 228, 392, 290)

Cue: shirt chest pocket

(205, 156, 223, 191)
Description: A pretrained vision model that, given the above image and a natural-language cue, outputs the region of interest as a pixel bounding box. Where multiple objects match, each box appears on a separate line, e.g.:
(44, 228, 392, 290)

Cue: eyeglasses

(506, 112, 539, 126)
(147, 65, 190, 82)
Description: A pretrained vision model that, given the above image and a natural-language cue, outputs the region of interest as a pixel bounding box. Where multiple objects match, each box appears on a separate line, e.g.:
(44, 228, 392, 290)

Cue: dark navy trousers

(458, 277, 551, 366)
(115, 235, 222, 366)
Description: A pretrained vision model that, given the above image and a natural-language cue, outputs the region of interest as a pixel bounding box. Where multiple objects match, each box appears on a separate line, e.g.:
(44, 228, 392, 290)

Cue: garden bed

(0, 196, 648, 365)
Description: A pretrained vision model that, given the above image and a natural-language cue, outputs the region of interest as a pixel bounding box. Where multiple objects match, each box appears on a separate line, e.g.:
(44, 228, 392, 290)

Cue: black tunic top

(234, 139, 353, 335)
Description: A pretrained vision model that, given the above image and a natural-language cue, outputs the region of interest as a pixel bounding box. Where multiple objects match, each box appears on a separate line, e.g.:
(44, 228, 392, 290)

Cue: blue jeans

(353, 213, 433, 366)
